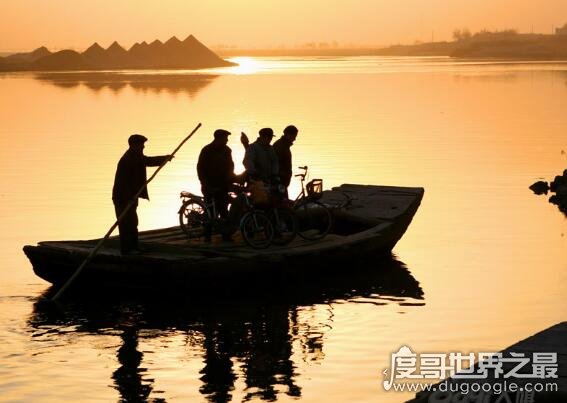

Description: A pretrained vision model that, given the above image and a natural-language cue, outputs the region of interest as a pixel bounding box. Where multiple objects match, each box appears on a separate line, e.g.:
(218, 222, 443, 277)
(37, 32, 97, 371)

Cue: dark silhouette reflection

(112, 326, 157, 402)
(28, 255, 423, 402)
(196, 304, 301, 402)
(200, 323, 237, 402)
(33, 72, 218, 97)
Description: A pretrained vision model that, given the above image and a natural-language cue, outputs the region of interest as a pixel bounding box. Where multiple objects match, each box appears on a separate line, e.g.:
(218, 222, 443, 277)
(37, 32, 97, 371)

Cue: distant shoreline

(4, 30, 567, 69)
(215, 31, 567, 60)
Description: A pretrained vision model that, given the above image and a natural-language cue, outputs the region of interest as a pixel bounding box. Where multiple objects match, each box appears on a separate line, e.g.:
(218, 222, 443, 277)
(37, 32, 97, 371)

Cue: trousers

(113, 199, 139, 254)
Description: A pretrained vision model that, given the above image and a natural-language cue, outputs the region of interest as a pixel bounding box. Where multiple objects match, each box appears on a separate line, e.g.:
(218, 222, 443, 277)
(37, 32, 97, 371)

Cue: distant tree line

(299, 41, 340, 49)
(452, 28, 520, 42)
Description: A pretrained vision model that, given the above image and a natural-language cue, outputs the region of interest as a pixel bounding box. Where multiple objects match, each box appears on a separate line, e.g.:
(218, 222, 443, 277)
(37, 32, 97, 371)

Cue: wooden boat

(23, 184, 424, 291)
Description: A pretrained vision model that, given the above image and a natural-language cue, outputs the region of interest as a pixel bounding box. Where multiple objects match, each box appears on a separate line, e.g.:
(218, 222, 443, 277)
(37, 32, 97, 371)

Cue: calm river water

(0, 57, 566, 402)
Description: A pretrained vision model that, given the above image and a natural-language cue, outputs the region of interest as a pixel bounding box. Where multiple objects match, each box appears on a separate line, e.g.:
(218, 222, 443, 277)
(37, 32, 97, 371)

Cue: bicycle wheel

(179, 199, 207, 239)
(240, 211, 274, 249)
(293, 200, 333, 240)
(269, 208, 297, 246)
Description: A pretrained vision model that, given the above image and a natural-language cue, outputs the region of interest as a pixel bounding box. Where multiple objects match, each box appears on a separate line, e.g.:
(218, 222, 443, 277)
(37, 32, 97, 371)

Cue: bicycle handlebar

(296, 165, 308, 179)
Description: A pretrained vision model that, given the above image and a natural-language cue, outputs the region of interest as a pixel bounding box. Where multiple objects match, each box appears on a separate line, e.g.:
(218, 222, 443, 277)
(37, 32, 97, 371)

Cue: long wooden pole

(52, 123, 202, 301)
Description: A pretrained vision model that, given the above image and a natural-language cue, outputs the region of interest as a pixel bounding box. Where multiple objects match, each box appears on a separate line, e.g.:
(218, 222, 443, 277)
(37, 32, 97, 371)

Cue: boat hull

(23, 185, 424, 291)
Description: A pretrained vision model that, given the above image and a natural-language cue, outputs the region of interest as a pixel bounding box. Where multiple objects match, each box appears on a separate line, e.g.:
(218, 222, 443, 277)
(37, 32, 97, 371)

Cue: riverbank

(407, 322, 567, 402)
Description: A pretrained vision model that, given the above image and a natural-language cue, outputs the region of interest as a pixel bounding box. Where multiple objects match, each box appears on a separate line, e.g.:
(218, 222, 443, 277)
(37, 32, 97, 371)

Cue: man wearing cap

(197, 129, 236, 241)
(272, 125, 298, 195)
(243, 128, 279, 184)
(112, 134, 173, 255)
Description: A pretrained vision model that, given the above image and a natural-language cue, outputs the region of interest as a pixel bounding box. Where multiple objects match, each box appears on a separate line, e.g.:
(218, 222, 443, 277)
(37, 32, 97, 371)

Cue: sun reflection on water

(226, 57, 262, 75)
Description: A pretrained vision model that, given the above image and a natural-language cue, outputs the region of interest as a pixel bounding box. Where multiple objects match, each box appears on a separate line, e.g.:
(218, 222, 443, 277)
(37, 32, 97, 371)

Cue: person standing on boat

(272, 125, 298, 196)
(112, 134, 172, 255)
(197, 129, 236, 242)
(242, 127, 280, 184)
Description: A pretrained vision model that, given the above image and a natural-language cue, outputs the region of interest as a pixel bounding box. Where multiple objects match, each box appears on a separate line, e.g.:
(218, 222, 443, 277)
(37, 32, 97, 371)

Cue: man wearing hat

(243, 128, 280, 184)
(112, 134, 173, 255)
(197, 129, 236, 241)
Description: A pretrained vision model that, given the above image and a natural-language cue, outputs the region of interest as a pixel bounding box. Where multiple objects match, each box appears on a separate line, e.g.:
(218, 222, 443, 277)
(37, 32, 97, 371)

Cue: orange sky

(2, 0, 567, 52)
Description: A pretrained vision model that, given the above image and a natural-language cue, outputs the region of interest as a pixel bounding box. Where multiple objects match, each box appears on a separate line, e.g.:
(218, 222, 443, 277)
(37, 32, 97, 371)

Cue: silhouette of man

(272, 125, 298, 194)
(112, 134, 172, 255)
(243, 128, 279, 184)
(197, 129, 236, 241)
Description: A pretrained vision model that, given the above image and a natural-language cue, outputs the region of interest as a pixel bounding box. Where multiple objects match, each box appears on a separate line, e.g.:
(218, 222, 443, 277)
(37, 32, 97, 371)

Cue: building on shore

(555, 23, 567, 35)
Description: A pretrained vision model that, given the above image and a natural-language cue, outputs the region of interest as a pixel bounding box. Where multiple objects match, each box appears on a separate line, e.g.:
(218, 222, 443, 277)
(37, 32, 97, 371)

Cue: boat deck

(39, 226, 349, 262)
(37, 184, 424, 261)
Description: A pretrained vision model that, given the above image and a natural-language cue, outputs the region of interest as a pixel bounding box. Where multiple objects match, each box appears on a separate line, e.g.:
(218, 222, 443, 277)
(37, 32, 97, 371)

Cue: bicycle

(266, 189, 298, 246)
(292, 166, 333, 240)
(245, 179, 298, 246)
(178, 185, 274, 249)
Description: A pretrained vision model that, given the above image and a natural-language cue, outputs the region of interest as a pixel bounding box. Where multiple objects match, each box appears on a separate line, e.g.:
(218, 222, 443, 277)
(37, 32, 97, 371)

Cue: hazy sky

(2, 0, 567, 52)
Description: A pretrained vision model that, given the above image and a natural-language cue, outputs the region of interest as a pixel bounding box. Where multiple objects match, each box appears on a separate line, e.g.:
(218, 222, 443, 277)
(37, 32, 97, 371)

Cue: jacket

(197, 142, 235, 192)
(243, 141, 279, 183)
(272, 137, 293, 187)
(112, 149, 168, 203)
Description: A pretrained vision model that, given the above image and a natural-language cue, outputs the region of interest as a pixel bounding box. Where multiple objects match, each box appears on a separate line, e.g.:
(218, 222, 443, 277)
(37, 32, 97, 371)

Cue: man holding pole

(112, 134, 173, 255)
(52, 124, 200, 301)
